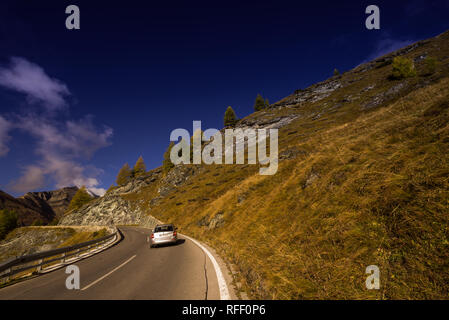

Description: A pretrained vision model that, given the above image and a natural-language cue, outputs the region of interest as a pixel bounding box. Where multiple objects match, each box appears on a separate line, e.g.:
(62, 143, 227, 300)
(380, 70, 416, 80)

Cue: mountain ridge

(0, 186, 79, 225)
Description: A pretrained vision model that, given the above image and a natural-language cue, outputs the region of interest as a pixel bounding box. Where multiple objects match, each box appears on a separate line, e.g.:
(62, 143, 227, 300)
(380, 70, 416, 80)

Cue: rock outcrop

(19, 187, 79, 220)
(271, 77, 343, 109)
(59, 191, 143, 226)
(0, 190, 49, 226)
(0, 187, 79, 225)
(58, 165, 202, 228)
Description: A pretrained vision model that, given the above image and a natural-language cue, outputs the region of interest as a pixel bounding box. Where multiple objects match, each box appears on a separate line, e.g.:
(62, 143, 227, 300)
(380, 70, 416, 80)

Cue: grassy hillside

(123, 31, 449, 299)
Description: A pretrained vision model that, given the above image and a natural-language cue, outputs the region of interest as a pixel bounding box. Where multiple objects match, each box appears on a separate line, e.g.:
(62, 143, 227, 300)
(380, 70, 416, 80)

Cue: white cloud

(65, 117, 114, 158)
(46, 155, 107, 196)
(86, 187, 107, 197)
(9, 165, 46, 193)
(10, 114, 112, 195)
(0, 116, 12, 157)
(0, 57, 70, 111)
(10, 156, 108, 196)
(0, 57, 113, 195)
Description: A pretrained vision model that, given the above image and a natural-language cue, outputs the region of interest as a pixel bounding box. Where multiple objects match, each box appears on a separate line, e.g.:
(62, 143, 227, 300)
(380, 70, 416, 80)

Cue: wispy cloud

(9, 115, 113, 195)
(9, 165, 46, 193)
(0, 57, 112, 196)
(0, 57, 70, 111)
(15, 115, 113, 160)
(363, 37, 416, 63)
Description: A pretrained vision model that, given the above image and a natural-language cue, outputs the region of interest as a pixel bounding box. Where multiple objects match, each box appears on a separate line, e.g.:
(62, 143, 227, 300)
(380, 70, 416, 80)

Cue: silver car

(150, 224, 178, 248)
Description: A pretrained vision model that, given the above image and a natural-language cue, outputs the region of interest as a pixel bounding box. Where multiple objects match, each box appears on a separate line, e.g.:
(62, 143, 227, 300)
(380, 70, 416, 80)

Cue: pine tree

(333, 68, 340, 76)
(224, 106, 237, 127)
(264, 98, 270, 108)
(67, 186, 93, 212)
(116, 163, 133, 186)
(133, 156, 146, 177)
(254, 94, 266, 111)
(162, 142, 175, 173)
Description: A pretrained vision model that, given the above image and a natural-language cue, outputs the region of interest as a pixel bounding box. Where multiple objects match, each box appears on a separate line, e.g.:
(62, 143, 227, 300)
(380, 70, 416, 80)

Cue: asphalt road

(0, 226, 221, 300)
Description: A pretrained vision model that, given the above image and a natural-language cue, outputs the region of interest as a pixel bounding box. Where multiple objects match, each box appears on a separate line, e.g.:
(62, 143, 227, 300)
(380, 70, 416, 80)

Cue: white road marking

(81, 255, 137, 291)
(182, 235, 231, 300)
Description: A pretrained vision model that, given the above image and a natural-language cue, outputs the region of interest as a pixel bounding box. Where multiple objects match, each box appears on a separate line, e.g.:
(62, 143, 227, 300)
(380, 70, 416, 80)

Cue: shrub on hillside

(390, 56, 416, 80)
(31, 219, 44, 226)
(0, 209, 17, 240)
(49, 218, 59, 226)
(423, 56, 439, 76)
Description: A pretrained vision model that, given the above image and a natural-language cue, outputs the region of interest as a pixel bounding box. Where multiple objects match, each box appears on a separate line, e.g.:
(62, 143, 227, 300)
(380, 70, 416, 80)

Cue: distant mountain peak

(0, 186, 79, 226)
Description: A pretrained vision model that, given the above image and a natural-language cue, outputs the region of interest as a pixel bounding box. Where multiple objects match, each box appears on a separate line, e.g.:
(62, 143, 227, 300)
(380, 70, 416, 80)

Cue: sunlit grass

(124, 32, 449, 299)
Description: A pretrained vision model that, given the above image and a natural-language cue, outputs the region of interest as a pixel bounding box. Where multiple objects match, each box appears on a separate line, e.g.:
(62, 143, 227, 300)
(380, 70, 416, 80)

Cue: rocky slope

(0, 187, 78, 225)
(59, 173, 163, 228)
(60, 30, 449, 299)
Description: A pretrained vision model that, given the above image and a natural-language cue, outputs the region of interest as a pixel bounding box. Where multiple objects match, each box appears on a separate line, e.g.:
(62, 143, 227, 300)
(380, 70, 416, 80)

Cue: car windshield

(154, 225, 173, 232)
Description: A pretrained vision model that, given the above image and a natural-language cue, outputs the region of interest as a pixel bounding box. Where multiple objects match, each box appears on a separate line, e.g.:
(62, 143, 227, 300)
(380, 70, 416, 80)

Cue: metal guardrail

(0, 228, 120, 283)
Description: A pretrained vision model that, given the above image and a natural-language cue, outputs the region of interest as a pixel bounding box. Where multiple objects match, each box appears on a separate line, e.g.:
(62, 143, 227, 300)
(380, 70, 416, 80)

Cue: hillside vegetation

(65, 30, 449, 299)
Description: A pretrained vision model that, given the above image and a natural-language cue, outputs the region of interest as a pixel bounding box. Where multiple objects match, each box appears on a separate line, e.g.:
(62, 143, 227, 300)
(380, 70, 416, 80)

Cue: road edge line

(182, 234, 230, 300)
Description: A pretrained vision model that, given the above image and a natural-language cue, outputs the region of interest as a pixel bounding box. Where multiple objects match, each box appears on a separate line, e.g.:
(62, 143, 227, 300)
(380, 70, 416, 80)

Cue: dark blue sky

(0, 0, 448, 195)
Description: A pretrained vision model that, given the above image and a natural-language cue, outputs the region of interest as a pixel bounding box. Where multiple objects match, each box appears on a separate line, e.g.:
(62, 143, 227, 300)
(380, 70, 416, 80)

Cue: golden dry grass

(150, 79, 448, 299)
(126, 32, 449, 299)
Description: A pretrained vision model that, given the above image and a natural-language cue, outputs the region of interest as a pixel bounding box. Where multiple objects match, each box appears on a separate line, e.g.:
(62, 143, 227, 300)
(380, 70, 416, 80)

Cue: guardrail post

(61, 253, 66, 264)
(36, 259, 43, 273)
(5, 268, 11, 282)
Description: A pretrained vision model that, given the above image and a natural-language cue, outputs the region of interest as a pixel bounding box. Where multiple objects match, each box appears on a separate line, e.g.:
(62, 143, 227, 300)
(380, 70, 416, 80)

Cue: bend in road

(0, 226, 221, 300)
